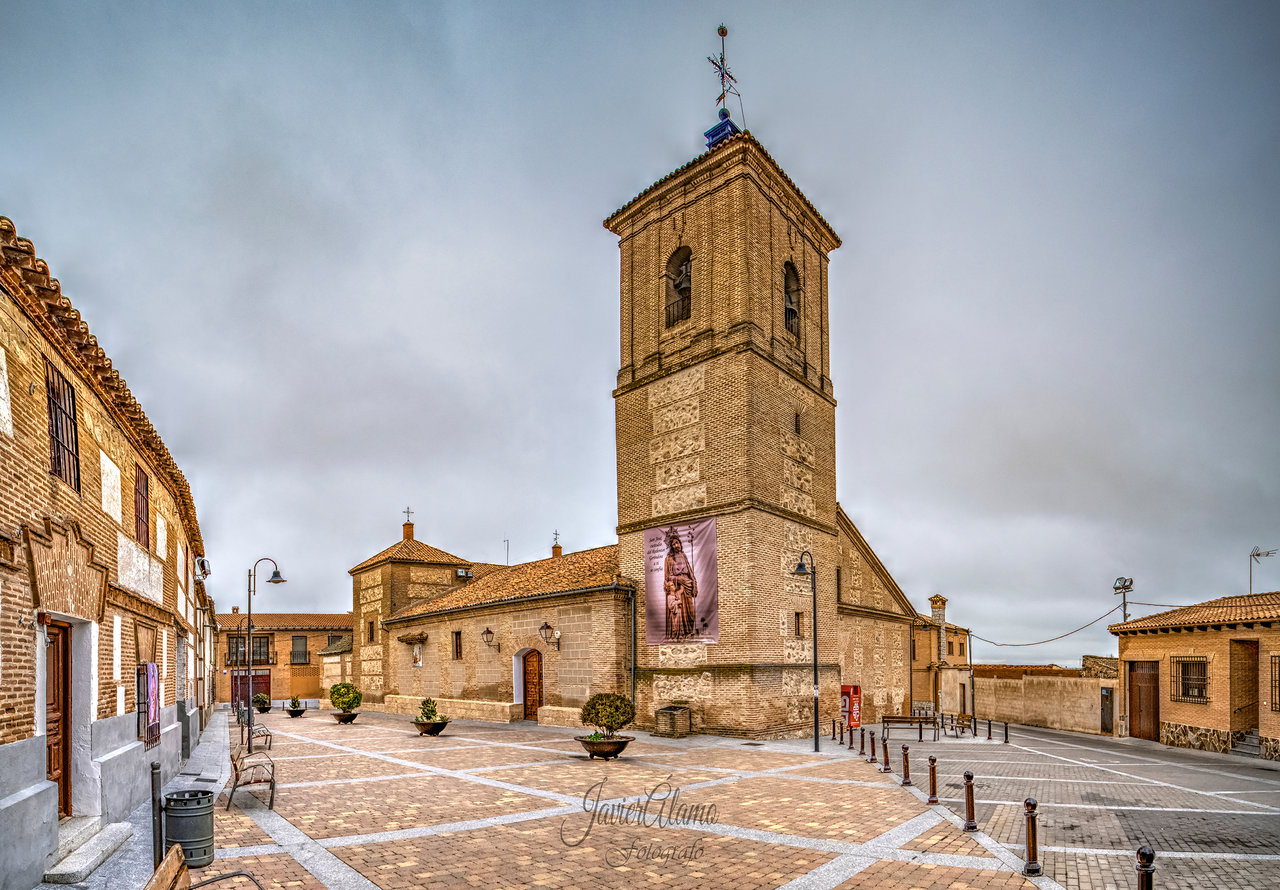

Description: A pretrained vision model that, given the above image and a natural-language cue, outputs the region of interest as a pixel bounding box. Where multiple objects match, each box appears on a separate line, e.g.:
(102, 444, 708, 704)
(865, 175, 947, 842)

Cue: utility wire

(971, 604, 1123, 647)
(1129, 601, 1181, 608)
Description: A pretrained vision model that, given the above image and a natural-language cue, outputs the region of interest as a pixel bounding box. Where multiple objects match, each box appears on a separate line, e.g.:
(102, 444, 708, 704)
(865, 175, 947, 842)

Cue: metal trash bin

(164, 789, 215, 867)
(654, 705, 692, 738)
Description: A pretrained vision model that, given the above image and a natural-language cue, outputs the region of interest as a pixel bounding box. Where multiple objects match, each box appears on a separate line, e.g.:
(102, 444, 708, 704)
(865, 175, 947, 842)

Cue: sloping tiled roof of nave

(388, 545, 628, 621)
(1109, 592, 1280, 633)
(348, 537, 471, 573)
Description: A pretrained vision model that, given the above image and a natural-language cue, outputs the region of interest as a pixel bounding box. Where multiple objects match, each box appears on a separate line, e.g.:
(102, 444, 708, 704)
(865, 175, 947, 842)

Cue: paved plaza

(53, 711, 1280, 890)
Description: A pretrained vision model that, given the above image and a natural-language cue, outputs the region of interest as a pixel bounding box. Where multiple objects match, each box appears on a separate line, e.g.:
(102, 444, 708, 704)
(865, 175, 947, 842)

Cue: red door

(46, 622, 72, 817)
(232, 671, 271, 707)
(523, 650, 542, 720)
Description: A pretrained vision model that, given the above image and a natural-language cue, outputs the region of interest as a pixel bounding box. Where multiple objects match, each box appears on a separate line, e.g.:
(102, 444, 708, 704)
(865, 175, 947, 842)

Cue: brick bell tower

(605, 109, 843, 737)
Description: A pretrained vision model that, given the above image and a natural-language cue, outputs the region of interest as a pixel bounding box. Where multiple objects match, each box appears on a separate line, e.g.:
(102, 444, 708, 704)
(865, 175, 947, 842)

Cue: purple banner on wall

(644, 517, 719, 644)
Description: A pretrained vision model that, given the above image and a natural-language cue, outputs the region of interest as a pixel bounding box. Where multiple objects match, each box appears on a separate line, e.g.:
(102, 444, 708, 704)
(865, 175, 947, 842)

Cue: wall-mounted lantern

(539, 622, 561, 651)
(480, 627, 500, 653)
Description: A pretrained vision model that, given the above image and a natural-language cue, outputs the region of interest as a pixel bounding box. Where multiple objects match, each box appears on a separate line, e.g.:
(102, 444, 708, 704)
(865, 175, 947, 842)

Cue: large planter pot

(333, 712, 359, 724)
(255, 705, 271, 714)
(413, 720, 449, 736)
(286, 708, 306, 718)
(575, 736, 634, 760)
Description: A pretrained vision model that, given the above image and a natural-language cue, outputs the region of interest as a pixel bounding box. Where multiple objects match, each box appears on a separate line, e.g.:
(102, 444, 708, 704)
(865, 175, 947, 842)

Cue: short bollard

(987, 718, 992, 741)
(973, 716, 978, 737)
(847, 725, 855, 750)
(859, 727, 866, 756)
(918, 719, 924, 742)
(1135, 845, 1156, 890)
(1023, 798, 1042, 876)
(901, 745, 913, 786)
(831, 719, 837, 741)
(1003, 721, 1009, 744)
(927, 755, 938, 804)
(150, 761, 163, 868)
(868, 733, 878, 764)
(839, 723, 845, 745)
(962, 771, 978, 831)
(880, 736, 893, 773)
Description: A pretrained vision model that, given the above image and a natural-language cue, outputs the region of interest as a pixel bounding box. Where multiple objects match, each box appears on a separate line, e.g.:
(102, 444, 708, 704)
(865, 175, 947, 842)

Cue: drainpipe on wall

(629, 588, 636, 703)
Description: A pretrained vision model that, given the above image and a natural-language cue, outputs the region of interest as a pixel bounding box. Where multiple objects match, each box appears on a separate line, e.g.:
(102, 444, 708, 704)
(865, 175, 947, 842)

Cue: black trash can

(164, 789, 215, 867)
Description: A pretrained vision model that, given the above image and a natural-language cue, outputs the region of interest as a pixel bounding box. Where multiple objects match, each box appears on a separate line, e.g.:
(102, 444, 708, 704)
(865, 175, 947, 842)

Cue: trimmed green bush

(252, 692, 269, 708)
(288, 695, 302, 710)
(416, 698, 448, 722)
(580, 693, 635, 738)
(329, 682, 362, 713)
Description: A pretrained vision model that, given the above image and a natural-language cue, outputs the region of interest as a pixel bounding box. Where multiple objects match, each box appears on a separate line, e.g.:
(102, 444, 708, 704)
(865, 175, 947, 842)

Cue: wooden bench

(234, 705, 272, 750)
(145, 843, 265, 890)
(226, 745, 276, 810)
(880, 714, 935, 737)
(942, 713, 973, 737)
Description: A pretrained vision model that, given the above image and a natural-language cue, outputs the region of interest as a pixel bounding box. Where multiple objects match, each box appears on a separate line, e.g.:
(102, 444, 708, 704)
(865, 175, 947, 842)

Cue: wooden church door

(523, 650, 543, 720)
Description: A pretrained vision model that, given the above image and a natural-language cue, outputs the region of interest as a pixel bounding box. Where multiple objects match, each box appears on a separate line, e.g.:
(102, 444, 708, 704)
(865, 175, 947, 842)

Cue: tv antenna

(1251, 546, 1276, 595)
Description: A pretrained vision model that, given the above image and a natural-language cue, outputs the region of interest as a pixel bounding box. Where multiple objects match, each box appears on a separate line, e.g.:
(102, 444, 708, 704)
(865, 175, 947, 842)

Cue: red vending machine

(841, 685, 862, 729)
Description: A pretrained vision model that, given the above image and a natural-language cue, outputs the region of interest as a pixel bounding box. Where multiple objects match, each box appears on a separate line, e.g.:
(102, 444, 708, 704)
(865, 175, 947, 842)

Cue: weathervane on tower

(704, 24, 744, 149)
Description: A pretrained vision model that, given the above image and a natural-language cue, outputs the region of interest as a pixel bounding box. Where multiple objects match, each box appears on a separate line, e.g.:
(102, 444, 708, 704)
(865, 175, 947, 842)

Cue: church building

(347, 109, 929, 736)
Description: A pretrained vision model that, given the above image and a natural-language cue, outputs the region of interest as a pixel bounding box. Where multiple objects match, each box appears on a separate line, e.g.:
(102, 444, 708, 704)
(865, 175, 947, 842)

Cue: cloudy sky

(3, 2, 1277, 665)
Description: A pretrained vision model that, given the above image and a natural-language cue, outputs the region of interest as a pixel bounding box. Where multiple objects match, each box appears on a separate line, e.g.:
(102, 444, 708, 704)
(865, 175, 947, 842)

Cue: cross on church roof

(553, 529, 560, 546)
(404, 506, 413, 522)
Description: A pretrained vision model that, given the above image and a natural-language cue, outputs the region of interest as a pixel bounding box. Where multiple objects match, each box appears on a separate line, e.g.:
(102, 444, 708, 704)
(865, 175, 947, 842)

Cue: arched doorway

(522, 649, 543, 720)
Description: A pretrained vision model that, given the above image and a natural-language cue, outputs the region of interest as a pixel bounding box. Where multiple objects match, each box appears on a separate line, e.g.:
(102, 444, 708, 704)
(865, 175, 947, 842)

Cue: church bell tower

(605, 93, 843, 735)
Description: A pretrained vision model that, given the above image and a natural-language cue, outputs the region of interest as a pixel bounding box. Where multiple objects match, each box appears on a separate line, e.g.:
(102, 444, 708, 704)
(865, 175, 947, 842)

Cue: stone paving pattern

(60, 711, 1280, 889)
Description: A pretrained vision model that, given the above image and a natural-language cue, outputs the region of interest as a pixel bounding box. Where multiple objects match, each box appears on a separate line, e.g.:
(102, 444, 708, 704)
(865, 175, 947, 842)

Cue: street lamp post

(792, 551, 819, 752)
(1113, 576, 1133, 738)
(247, 557, 286, 753)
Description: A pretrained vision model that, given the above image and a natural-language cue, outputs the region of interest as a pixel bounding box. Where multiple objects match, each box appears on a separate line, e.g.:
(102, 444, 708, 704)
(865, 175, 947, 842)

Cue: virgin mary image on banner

(644, 517, 719, 644)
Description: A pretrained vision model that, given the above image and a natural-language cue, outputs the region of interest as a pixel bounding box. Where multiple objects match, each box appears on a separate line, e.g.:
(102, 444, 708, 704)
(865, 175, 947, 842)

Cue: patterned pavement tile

(636, 747, 829, 772)
(783, 757, 902, 784)
(482, 760, 722, 800)
(194, 852, 327, 889)
(334, 816, 835, 890)
(669, 776, 923, 844)
(273, 753, 424, 783)
(396, 744, 576, 770)
(833, 859, 1036, 889)
(899, 821, 995, 858)
(273, 773, 553, 839)
(213, 794, 275, 848)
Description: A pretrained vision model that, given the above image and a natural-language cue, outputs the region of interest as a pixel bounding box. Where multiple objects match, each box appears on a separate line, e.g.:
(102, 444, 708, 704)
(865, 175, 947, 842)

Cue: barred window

(1271, 656, 1279, 712)
(783, 262, 801, 337)
(134, 465, 149, 548)
(44, 358, 80, 491)
(665, 246, 692, 328)
(452, 630, 463, 660)
(1171, 656, 1209, 703)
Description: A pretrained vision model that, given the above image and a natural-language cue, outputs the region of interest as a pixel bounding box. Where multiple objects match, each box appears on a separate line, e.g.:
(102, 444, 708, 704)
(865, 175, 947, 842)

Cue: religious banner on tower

(643, 517, 719, 644)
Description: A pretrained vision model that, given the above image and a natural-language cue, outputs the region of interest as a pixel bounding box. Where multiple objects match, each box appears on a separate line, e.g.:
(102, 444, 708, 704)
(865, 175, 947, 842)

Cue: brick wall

(1, 225, 207, 746)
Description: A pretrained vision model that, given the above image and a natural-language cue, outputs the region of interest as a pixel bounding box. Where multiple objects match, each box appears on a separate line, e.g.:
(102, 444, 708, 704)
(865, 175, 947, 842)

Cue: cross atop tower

(404, 506, 413, 522)
(707, 24, 739, 111)
(552, 529, 560, 546)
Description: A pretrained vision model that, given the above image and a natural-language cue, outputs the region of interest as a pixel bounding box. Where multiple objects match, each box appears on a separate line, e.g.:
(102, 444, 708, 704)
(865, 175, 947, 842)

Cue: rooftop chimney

(552, 543, 563, 558)
(231, 606, 239, 614)
(403, 521, 414, 541)
(929, 594, 948, 664)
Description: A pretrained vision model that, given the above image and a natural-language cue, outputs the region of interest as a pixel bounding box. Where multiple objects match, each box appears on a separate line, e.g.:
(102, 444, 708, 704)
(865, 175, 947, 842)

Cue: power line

(971, 604, 1123, 647)
(1129, 601, 1181, 608)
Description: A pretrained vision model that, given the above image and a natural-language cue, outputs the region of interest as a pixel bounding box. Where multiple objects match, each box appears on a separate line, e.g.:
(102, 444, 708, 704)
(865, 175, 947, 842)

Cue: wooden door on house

(523, 649, 543, 720)
(46, 622, 72, 818)
(1129, 661, 1159, 741)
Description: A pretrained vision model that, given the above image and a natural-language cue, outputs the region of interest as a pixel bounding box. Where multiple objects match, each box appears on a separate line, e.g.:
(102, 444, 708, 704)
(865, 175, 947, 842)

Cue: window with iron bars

(44, 357, 80, 491)
(783, 262, 801, 338)
(1272, 656, 1279, 712)
(291, 635, 309, 665)
(1171, 656, 1209, 703)
(134, 465, 149, 548)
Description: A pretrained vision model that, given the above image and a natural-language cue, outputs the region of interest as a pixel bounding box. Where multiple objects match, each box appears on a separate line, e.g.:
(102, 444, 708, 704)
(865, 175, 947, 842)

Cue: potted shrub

(412, 698, 450, 736)
(329, 682, 362, 724)
(285, 695, 306, 718)
(575, 693, 636, 760)
(252, 692, 272, 714)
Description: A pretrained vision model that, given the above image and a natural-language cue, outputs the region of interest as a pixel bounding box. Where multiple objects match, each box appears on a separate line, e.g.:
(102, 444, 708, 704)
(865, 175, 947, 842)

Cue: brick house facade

(909, 594, 974, 717)
(213, 609, 351, 705)
(1111, 592, 1280, 760)
(0, 217, 214, 888)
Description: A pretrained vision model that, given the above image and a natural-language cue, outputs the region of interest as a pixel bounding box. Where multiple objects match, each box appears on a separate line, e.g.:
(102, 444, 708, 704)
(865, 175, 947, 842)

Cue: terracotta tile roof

(972, 665, 1080, 680)
(318, 635, 353, 655)
(0, 217, 206, 558)
(215, 612, 353, 631)
(387, 545, 629, 621)
(348, 538, 470, 573)
(602, 131, 841, 248)
(1109, 592, 1280, 633)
